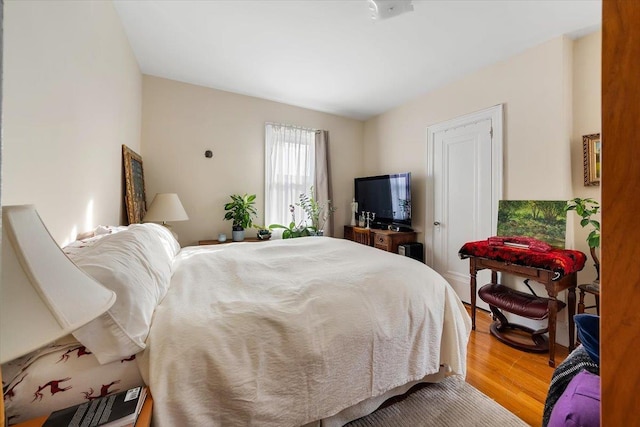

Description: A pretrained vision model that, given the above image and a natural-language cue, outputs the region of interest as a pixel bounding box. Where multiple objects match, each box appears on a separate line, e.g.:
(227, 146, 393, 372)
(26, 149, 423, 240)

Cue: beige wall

(141, 76, 364, 246)
(571, 31, 602, 284)
(2, 1, 142, 245)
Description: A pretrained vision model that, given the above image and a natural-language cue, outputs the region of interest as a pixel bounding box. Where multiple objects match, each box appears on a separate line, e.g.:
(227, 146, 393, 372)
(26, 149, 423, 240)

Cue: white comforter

(138, 237, 471, 426)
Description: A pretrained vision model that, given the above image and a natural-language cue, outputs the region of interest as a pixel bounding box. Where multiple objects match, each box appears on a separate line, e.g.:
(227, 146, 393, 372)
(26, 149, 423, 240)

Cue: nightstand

(199, 237, 268, 245)
(12, 393, 153, 427)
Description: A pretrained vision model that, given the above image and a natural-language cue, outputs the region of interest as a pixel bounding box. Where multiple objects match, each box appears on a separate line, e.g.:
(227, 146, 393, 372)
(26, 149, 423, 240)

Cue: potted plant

(223, 194, 257, 241)
(253, 224, 272, 240)
(296, 186, 337, 236)
(269, 205, 313, 239)
(268, 188, 337, 239)
(566, 197, 600, 283)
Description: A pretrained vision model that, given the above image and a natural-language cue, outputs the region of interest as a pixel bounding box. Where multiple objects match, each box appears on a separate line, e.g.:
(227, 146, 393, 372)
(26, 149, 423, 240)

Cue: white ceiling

(114, 0, 601, 121)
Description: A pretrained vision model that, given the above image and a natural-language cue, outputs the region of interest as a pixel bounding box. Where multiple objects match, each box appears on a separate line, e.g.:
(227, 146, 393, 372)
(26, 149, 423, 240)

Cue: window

(265, 123, 316, 228)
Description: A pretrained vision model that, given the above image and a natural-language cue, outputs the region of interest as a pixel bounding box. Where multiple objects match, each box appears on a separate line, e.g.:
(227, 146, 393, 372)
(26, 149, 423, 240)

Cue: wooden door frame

(601, 0, 640, 424)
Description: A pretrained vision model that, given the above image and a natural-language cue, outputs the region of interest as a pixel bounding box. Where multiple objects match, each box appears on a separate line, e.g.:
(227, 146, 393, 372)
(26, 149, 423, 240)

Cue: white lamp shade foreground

(143, 193, 189, 224)
(0, 205, 116, 364)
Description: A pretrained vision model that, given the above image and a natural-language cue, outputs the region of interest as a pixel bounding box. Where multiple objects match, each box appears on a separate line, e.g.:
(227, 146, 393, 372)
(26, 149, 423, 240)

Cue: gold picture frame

(583, 133, 601, 186)
(122, 145, 147, 224)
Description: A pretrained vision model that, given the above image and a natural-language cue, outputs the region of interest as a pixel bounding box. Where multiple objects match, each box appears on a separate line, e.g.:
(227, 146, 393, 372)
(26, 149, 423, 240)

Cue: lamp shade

(0, 205, 116, 363)
(143, 193, 189, 224)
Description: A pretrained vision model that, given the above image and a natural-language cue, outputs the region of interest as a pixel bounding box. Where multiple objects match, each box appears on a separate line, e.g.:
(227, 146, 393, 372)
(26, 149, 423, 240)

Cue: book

(503, 242, 530, 249)
(43, 386, 147, 427)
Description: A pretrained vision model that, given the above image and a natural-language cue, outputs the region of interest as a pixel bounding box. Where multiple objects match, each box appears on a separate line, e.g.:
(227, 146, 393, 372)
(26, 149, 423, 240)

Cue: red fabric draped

(459, 240, 587, 279)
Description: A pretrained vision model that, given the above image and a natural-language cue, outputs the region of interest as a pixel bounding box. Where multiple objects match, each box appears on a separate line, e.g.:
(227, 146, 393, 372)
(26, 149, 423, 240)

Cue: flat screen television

(354, 173, 412, 229)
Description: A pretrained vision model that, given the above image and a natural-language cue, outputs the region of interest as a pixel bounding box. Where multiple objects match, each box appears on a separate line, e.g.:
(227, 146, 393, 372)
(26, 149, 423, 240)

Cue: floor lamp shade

(0, 205, 116, 364)
(143, 193, 189, 224)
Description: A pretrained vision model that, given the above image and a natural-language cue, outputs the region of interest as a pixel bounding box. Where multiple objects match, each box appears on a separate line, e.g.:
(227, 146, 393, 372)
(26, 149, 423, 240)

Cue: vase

(232, 229, 245, 242)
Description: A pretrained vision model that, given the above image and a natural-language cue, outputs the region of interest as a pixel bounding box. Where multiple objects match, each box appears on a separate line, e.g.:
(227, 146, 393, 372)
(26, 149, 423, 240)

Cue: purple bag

(548, 370, 600, 427)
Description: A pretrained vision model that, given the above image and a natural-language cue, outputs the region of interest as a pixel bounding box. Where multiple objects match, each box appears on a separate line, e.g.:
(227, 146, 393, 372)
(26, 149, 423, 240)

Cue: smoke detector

(368, 0, 414, 20)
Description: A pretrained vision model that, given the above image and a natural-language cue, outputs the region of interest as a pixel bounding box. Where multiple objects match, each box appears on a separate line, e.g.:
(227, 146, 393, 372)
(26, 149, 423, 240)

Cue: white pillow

(63, 225, 128, 257)
(69, 223, 180, 364)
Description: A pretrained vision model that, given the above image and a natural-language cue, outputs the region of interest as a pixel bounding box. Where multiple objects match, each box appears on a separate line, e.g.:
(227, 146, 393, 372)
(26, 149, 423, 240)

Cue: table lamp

(143, 193, 188, 226)
(143, 193, 188, 239)
(0, 205, 117, 365)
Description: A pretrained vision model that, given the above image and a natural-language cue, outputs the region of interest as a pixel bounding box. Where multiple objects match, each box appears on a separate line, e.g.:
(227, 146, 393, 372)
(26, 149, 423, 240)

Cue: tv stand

(344, 225, 417, 254)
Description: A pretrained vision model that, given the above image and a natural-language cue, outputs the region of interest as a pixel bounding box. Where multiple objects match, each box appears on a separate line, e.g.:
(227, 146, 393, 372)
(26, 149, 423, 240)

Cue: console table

(344, 225, 416, 254)
(199, 237, 266, 245)
(459, 241, 586, 367)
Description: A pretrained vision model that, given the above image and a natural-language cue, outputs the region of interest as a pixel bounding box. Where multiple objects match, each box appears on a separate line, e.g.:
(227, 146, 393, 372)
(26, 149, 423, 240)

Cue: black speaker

(398, 242, 424, 262)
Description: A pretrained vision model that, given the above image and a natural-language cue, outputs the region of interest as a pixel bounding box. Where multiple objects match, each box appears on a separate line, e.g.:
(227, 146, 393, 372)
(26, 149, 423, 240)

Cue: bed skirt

(304, 367, 450, 427)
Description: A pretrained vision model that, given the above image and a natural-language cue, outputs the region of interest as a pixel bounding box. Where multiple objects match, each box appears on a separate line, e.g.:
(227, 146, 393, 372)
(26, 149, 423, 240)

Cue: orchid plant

(296, 186, 337, 234)
(269, 187, 336, 238)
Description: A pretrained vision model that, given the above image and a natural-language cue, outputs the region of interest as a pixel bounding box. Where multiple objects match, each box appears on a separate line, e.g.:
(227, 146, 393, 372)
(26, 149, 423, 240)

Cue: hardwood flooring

(465, 305, 568, 427)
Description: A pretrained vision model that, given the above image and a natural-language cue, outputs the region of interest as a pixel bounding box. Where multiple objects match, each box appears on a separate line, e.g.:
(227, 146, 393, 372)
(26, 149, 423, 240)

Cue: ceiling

(114, 0, 601, 121)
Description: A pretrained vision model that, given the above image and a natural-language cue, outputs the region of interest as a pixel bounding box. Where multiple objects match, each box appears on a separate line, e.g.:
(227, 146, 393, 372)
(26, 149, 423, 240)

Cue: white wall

(141, 76, 364, 246)
(2, 0, 141, 245)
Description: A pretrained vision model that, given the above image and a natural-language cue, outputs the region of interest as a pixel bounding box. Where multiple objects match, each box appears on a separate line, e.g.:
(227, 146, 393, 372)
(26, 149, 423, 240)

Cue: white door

(426, 106, 503, 308)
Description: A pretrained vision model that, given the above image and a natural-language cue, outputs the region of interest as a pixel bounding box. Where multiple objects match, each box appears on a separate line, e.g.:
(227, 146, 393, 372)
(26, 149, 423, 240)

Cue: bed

(2, 224, 471, 426)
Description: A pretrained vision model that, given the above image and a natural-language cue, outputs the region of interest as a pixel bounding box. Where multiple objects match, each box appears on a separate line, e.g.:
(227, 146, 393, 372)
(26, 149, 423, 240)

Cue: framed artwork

(583, 133, 601, 186)
(497, 200, 567, 248)
(122, 145, 147, 224)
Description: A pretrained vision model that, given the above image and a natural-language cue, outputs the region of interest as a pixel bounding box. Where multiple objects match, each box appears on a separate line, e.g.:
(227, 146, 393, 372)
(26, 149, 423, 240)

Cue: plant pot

(257, 230, 272, 240)
(232, 229, 245, 242)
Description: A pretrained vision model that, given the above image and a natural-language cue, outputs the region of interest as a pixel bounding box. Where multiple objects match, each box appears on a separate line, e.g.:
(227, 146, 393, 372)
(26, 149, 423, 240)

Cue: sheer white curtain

(265, 123, 316, 230)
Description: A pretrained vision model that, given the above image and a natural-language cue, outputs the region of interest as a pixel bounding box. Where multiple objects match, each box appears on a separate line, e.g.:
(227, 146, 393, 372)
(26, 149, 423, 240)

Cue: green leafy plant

(296, 186, 337, 233)
(566, 197, 600, 280)
(253, 224, 272, 240)
(269, 188, 337, 238)
(268, 204, 312, 238)
(223, 194, 257, 230)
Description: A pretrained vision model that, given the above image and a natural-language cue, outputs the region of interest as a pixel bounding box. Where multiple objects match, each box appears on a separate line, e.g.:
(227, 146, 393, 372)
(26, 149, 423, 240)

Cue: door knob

(434, 221, 441, 226)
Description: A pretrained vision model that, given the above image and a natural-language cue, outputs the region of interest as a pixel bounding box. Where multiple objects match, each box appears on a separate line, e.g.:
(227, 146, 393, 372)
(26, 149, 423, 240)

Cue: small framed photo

(583, 133, 601, 186)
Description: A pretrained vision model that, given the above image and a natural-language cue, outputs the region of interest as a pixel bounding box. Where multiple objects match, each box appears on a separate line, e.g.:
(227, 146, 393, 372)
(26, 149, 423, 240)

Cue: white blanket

(138, 237, 471, 426)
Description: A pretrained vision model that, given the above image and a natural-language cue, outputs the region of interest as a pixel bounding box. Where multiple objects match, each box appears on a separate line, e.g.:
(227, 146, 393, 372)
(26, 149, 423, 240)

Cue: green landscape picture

(497, 200, 567, 248)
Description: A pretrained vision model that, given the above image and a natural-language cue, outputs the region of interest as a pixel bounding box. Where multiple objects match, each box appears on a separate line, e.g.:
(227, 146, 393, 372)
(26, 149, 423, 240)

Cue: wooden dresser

(344, 225, 417, 254)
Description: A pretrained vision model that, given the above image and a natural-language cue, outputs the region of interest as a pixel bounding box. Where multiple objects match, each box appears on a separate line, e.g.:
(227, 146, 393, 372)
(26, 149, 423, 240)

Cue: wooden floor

(465, 305, 568, 427)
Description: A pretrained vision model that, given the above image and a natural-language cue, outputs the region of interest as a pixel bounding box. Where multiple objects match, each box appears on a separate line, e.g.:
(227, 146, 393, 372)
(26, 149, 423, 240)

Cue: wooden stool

(578, 282, 600, 314)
